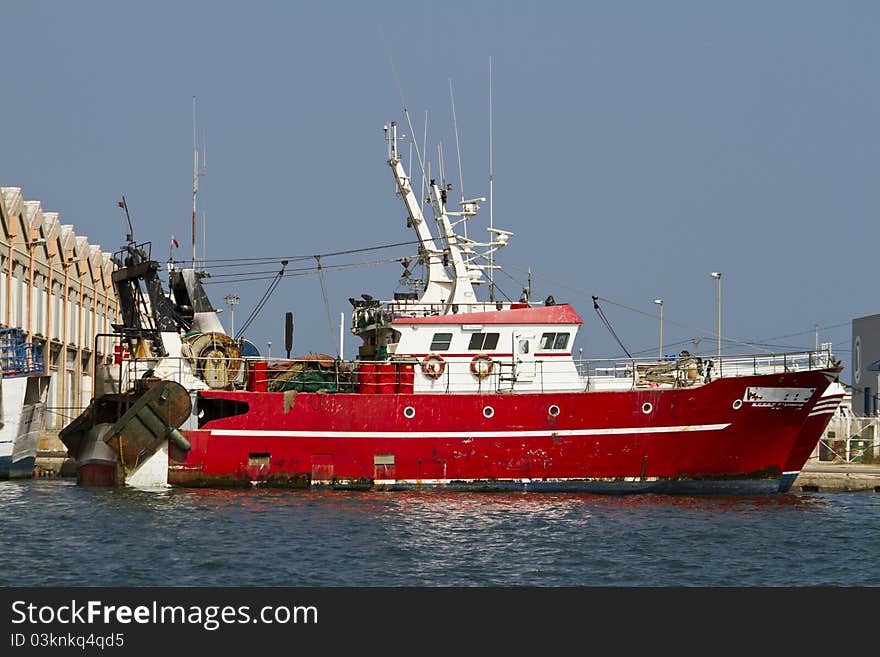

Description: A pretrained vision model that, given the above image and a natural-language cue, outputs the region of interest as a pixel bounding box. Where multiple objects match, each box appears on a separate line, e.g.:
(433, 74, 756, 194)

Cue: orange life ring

(421, 354, 446, 379)
(470, 354, 494, 379)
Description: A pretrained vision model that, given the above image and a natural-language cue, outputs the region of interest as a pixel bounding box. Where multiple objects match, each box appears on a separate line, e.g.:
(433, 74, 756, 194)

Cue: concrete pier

(34, 431, 76, 477)
(791, 464, 880, 493)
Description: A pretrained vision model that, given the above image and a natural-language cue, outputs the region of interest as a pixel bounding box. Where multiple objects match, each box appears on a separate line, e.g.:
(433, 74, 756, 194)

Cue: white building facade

(1, 186, 119, 431)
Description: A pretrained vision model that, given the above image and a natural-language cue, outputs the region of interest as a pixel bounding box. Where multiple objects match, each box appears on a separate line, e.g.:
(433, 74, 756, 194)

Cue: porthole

(732, 399, 743, 410)
(483, 405, 495, 419)
(548, 405, 560, 417)
(404, 406, 416, 419)
(642, 402, 653, 414)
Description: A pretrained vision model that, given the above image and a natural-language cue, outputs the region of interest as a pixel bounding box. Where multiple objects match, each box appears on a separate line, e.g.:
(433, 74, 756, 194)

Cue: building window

(540, 332, 570, 350)
(83, 297, 92, 348)
(34, 274, 45, 335)
(81, 353, 92, 402)
(13, 266, 28, 329)
(65, 349, 77, 417)
(52, 282, 62, 340)
(69, 290, 79, 346)
(0, 257, 6, 324)
(12, 264, 23, 327)
(468, 332, 500, 351)
(429, 332, 453, 351)
(46, 362, 58, 430)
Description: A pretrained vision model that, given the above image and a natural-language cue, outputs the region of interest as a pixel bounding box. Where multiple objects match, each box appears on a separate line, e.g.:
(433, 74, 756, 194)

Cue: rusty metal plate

(101, 380, 192, 470)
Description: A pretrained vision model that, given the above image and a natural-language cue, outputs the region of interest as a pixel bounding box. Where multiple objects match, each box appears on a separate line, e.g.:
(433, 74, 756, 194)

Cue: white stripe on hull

(812, 398, 843, 407)
(808, 397, 844, 418)
(210, 423, 731, 440)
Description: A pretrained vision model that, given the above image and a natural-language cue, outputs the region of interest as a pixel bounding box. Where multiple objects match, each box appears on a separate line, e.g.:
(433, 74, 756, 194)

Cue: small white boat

(0, 329, 49, 479)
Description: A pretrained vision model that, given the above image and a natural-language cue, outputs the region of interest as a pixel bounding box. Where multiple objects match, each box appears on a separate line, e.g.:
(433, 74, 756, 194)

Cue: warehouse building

(852, 313, 880, 416)
(1, 185, 119, 432)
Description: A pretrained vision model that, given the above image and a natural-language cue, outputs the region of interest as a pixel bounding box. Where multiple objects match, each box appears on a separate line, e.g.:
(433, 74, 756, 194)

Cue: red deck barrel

(396, 362, 415, 394)
(376, 363, 396, 394)
(358, 362, 377, 394)
(247, 361, 268, 392)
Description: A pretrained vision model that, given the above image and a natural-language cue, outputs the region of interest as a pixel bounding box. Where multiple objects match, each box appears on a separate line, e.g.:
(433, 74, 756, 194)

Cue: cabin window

(429, 332, 453, 351)
(468, 332, 499, 351)
(540, 332, 570, 350)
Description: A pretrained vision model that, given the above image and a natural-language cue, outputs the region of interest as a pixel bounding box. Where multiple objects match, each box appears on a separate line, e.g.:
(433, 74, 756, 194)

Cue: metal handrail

(99, 347, 838, 398)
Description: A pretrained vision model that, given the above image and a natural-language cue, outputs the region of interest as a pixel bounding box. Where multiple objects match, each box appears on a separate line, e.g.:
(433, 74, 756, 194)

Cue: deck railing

(96, 345, 838, 399)
(582, 348, 837, 388)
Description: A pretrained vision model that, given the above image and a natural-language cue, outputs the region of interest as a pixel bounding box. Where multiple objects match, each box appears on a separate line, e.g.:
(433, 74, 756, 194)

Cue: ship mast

(192, 97, 198, 266)
(428, 177, 477, 306)
(387, 103, 512, 311)
(386, 121, 454, 305)
(488, 56, 495, 302)
(191, 98, 207, 267)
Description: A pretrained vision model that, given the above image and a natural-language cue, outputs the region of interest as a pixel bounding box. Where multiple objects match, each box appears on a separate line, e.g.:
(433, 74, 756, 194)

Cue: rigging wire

(492, 267, 526, 304)
(592, 296, 632, 358)
(753, 322, 850, 344)
(496, 259, 852, 356)
(449, 78, 466, 239)
(315, 256, 338, 357)
(201, 255, 411, 285)
(171, 239, 426, 268)
(234, 261, 287, 339)
(385, 45, 435, 224)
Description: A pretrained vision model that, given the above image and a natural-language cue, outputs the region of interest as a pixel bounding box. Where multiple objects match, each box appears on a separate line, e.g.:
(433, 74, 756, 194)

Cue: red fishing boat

(60, 121, 843, 493)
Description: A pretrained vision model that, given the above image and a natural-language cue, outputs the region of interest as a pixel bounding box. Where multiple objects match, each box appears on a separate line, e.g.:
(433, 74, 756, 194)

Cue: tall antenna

(119, 195, 135, 243)
(488, 56, 495, 302)
(437, 143, 445, 187)
(192, 97, 198, 265)
(202, 128, 207, 265)
(191, 97, 207, 267)
(420, 110, 428, 215)
(449, 79, 466, 237)
(386, 48, 432, 221)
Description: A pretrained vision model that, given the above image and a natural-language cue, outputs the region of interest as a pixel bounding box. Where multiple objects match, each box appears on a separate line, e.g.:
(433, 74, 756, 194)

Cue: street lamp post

(711, 272, 722, 375)
(223, 294, 240, 338)
(653, 299, 663, 360)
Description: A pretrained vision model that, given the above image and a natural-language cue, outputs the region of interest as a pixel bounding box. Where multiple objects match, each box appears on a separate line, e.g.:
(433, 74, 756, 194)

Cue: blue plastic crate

(0, 328, 44, 375)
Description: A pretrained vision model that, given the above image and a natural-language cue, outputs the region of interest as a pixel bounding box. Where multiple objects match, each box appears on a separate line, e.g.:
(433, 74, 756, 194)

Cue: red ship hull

(161, 367, 839, 494)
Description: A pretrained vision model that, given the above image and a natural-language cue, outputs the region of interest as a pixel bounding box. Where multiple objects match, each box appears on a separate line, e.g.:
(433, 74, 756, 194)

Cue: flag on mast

(171, 235, 179, 249)
(117, 199, 126, 209)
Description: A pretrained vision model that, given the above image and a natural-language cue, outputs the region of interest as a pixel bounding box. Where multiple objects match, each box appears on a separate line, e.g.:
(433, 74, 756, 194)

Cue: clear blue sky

(3, 1, 877, 377)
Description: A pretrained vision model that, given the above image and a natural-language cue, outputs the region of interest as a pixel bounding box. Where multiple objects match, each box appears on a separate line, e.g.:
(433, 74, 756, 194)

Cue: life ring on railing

(470, 354, 494, 379)
(421, 354, 446, 379)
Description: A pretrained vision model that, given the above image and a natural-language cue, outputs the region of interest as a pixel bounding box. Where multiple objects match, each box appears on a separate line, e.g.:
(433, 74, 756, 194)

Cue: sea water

(2, 479, 878, 586)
